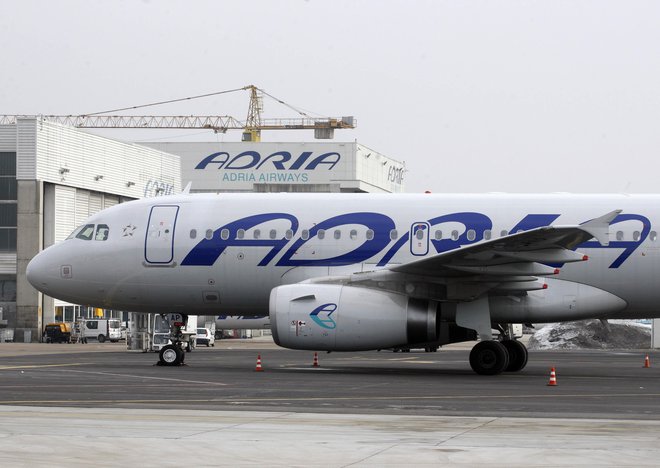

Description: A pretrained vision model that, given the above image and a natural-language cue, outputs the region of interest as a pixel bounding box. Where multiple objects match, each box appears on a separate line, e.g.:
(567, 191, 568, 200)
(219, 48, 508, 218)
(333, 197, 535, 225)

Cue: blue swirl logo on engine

(310, 303, 337, 329)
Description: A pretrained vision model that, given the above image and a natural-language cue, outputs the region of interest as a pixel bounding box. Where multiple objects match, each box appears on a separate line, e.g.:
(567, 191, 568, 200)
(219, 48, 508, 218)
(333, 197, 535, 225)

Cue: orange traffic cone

(255, 354, 264, 372)
(312, 352, 319, 368)
(548, 367, 557, 386)
(644, 355, 651, 368)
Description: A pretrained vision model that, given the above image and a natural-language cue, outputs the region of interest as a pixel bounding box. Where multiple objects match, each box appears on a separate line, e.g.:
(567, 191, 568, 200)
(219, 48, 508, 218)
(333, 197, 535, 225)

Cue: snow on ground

(527, 320, 651, 350)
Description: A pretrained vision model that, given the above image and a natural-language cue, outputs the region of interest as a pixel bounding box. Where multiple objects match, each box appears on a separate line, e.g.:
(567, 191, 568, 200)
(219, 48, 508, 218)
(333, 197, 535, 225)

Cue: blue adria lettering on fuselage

(194, 151, 341, 171)
(181, 211, 651, 269)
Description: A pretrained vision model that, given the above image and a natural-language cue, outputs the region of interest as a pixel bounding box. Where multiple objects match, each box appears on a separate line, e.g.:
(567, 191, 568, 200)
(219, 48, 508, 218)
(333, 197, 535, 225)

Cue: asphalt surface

(0, 342, 658, 420)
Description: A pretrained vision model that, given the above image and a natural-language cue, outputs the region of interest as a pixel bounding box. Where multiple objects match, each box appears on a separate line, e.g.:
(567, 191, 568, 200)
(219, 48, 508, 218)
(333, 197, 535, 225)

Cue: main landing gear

(157, 313, 194, 367)
(469, 339, 528, 375)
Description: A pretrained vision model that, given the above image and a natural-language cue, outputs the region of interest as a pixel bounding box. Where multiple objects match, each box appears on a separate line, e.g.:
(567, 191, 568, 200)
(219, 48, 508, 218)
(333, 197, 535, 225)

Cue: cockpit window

(95, 224, 109, 241)
(66, 226, 83, 240)
(75, 224, 96, 241)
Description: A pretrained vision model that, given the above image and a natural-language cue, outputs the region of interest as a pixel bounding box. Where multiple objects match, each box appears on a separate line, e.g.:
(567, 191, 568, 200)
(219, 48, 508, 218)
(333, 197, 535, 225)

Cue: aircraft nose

(26, 248, 63, 294)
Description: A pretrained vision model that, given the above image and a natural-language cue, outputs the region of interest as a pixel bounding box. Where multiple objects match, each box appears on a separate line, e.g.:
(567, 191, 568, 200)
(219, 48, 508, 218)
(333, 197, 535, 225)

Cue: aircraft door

(145, 205, 179, 264)
(410, 222, 430, 256)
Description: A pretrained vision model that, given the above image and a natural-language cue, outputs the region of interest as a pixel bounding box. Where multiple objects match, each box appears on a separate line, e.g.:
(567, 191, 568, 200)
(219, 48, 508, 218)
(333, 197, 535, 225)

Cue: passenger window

(190, 229, 197, 239)
(633, 231, 640, 241)
(317, 229, 325, 240)
(500, 230, 508, 237)
(390, 229, 398, 240)
(270, 229, 277, 240)
(467, 229, 476, 241)
(451, 230, 459, 241)
(651, 231, 657, 242)
(253, 229, 261, 239)
(220, 229, 230, 240)
(484, 229, 492, 240)
(434, 230, 442, 240)
(416, 229, 424, 240)
(616, 231, 623, 241)
(350, 229, 358, 240)
(76, 224, 95, 241)
(237, 229, 245, 239)
(285, 229, 294, 240)
(205, 229, 213, 240)
(301, 229, 309, 240)
(95, 224, 109, 241)
(366, 229, 374, 240)
(334, 230, 341, 240)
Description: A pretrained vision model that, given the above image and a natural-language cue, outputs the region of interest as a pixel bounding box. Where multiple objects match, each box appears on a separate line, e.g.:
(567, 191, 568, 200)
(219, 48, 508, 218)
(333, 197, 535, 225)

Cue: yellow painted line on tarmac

(0, 363, 89, 370)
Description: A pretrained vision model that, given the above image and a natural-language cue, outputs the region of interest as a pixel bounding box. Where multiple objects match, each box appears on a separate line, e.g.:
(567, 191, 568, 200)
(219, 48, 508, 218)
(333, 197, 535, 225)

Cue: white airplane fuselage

(26, 193, 660, 321)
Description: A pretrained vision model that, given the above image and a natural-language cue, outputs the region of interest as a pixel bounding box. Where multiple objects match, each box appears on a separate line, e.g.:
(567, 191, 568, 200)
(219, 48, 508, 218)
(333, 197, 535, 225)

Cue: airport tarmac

(0, 341, 659, 466)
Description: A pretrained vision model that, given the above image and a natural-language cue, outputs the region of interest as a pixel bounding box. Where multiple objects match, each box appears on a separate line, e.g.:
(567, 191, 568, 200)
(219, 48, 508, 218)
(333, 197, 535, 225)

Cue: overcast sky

(2, 0, 660, 193)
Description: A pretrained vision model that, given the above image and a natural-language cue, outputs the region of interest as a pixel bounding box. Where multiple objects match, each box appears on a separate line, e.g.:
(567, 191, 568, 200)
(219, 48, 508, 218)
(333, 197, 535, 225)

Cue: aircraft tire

(502, 340, 528, 372)
(469, 341, 509, 375)
(159, 344, 183, 366)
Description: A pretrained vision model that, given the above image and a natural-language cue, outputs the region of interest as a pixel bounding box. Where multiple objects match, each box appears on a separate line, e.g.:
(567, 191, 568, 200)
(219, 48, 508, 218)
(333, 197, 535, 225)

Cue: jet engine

(270, 284, 447, 351)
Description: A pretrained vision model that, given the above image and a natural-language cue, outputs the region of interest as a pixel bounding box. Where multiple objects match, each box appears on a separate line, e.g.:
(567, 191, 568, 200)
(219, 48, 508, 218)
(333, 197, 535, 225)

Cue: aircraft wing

(307, 210, 621, 301)
(391, 209, 621, 277)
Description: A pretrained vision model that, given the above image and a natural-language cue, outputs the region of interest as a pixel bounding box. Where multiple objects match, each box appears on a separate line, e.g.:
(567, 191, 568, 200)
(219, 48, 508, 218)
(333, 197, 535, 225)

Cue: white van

(80, 319, 122, 343)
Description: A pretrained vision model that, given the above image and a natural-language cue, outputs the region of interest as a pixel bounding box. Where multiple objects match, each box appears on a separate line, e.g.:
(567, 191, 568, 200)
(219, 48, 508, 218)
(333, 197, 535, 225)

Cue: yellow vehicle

(43, 323, 71, 344)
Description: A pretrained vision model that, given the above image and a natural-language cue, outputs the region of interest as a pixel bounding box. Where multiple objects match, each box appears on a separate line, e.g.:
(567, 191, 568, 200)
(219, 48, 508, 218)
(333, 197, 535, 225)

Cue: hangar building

(142, 141, 405, 194)
(0, 117, 180, 342)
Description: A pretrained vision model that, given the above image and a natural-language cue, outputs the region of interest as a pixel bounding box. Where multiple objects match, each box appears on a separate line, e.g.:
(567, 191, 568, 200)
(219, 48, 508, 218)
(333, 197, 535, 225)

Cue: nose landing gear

(156, 313, 193, 366)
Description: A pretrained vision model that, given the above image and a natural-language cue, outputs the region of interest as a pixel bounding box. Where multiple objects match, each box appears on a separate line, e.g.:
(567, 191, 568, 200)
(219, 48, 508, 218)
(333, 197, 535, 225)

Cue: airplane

(25, 192, 660, 374)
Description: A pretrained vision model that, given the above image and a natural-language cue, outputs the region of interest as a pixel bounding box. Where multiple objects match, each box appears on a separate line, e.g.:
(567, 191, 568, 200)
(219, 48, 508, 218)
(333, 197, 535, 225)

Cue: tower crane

(0, 85, 356, 141)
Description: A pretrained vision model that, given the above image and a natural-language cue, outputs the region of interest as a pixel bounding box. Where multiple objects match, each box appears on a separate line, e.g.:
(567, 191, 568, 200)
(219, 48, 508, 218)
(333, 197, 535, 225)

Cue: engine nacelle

(270, 284, 439, 351)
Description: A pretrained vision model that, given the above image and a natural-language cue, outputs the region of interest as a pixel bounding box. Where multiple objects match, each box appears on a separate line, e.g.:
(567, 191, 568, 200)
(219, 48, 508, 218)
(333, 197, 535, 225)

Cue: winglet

(580, 209, 621, 246)
(182, 181, 192, 194)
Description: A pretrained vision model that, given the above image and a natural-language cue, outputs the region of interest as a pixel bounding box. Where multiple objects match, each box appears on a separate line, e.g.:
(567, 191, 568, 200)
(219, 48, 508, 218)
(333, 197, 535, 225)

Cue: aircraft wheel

(502, 340, 528, 372)
(159, 344, 183, 366)
(469, 341, 509, 375)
